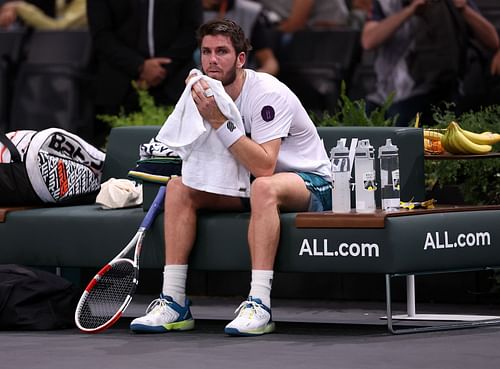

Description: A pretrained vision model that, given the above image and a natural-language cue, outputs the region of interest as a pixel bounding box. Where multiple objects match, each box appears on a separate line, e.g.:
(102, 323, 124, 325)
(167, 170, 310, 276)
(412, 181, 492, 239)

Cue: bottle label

(363, 171, 377, 191)
(392, 169, 400, 191)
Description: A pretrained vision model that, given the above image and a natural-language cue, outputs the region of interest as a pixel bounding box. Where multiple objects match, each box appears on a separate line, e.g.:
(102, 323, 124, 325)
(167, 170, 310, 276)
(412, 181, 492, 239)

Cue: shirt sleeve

(248, 91, 293, 145)
(15, 0, 87, 30)
(368, 0, 385, 22)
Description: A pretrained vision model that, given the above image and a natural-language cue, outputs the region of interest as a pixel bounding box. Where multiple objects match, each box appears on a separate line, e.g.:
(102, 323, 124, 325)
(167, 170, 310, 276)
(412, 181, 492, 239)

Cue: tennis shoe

(224, 296, 275, 336)
(130, 294, 194, 333)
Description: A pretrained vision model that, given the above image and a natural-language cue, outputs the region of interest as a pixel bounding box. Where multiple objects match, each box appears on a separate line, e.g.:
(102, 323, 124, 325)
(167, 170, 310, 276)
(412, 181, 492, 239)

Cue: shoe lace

(145, 297, 172, 314)
(234, 299, 265, 319)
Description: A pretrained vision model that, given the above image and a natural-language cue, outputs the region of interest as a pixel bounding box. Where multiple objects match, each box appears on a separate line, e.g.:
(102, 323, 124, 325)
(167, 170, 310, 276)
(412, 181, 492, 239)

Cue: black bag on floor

(0, 264, 78, 330)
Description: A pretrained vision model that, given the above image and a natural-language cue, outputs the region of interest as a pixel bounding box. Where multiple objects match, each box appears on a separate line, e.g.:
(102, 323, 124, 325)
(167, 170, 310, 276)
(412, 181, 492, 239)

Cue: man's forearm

(227, 134, 280, 178)
(361, 3, 416, 50)
(462, 5, 499, 50)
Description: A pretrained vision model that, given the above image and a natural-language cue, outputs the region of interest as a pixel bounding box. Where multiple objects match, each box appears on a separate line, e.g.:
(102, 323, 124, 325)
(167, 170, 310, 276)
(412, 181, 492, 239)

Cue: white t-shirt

(235, 69, 332, 181)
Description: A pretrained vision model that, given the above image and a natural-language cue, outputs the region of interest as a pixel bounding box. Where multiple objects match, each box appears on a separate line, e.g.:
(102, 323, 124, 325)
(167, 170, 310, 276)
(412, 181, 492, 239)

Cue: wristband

(216, 120, 244, 148)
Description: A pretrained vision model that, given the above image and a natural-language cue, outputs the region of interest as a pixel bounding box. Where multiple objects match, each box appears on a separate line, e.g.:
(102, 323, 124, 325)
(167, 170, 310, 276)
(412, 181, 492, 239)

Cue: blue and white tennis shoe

(224, 296, 275, 336)
(130, 294, 194, 333)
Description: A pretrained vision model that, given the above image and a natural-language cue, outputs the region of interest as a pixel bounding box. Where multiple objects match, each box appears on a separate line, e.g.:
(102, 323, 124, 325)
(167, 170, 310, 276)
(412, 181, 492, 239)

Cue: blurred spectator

(362, 0, 499, 126)
(350, 0, 373, 28)
(0, 0, 86, 30)
(258, 0, 351, 32)
(87, 0, 202, 118)
(202, 0, 279, 75)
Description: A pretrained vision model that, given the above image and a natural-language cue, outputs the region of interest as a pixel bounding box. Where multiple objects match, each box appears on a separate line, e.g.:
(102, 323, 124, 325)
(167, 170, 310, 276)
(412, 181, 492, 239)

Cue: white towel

(96, 178, 143, 209)
(156, 70, 250, 198)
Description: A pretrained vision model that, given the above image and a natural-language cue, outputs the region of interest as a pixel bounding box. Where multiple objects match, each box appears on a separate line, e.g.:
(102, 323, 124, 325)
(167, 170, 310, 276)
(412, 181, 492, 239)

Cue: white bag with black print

(0, 128, 105, 206)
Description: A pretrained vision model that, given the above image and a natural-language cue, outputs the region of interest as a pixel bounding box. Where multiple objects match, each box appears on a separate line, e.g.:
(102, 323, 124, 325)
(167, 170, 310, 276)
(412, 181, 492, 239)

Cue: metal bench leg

(385, 274, 500, 334)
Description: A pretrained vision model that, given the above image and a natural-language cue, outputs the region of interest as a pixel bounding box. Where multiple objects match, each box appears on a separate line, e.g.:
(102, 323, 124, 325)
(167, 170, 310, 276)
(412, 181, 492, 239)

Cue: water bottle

(378, 138, 400, 211)
(330, 139, 351, 213)
(354, 139, 376, 213)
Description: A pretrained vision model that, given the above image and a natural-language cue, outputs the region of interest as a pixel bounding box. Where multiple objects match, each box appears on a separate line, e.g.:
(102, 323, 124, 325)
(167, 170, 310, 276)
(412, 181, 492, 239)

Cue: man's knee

(250, 177, 278, 208)
(166, 177, 192, 206)
(166, 176, 185, 197)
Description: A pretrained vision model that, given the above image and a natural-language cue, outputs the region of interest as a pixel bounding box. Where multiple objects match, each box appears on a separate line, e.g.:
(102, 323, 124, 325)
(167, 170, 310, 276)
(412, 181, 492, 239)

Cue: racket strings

(77, 262, 136, 330)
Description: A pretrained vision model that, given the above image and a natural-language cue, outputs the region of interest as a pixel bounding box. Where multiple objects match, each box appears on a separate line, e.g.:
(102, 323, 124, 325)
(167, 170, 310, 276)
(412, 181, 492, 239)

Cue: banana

(443, 123, 465, 154)
(451, 122, 492, 154)
(441, 127, 451, 152)
(458, 127, 500, 145)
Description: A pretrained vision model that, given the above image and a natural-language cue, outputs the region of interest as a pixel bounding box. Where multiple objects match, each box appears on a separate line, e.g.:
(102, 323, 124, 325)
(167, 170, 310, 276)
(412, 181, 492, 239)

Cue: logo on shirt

(226, 120, 236, 132)
(261, 106, 275, 122)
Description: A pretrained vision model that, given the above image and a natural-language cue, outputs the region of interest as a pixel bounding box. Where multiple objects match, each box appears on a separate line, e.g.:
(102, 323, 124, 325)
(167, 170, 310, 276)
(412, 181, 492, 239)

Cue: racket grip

(140, 185, 166, 229)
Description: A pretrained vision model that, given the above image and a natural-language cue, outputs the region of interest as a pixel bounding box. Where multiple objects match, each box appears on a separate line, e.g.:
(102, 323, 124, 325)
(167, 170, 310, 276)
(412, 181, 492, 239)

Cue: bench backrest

(102, 125, 425, 202)
(318, 126, 425, 202)
(101, 125, 161, 182)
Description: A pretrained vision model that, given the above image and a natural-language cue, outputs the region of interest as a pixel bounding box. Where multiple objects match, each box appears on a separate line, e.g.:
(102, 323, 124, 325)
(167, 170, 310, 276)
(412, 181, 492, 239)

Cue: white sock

(162, 264, 188, 306)
(249, 269, 274, 308)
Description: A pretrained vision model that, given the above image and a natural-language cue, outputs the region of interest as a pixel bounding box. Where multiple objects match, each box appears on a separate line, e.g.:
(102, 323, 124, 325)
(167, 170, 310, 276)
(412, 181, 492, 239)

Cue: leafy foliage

(425, 105, 500, 205)
(97, 82, 174, 128)
(313, 81, 398, 127)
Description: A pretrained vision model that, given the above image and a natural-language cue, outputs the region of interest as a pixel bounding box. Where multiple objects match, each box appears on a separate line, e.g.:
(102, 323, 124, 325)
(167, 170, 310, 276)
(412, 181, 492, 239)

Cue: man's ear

(237, 52, 246, 68)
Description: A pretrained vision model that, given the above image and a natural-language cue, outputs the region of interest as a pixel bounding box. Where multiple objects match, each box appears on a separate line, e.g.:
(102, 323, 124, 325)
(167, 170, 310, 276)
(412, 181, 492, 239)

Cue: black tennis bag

(0, 128, 105, 206)
(0, 265, 78, 330)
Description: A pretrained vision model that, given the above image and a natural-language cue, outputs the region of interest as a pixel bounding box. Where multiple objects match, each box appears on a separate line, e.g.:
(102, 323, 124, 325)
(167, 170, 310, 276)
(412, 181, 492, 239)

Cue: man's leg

(248, 172, 311, 270)
(225, 172, 311, 336)
(163, 177, 244, 301)
(131, 177, 244, 333)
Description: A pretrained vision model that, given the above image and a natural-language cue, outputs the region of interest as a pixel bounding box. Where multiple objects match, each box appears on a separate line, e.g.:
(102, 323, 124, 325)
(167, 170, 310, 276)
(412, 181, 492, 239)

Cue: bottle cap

(355, 139, 374, 158)
(330, 139, 349, 158)
(378, 138, 398, 157)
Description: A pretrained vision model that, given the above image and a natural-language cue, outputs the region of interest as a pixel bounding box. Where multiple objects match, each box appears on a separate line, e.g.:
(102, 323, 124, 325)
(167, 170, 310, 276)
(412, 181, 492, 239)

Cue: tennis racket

(75, 185, 166, 333)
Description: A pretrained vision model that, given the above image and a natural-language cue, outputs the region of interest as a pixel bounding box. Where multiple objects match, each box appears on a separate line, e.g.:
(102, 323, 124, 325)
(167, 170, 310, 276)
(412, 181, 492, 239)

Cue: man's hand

(191, 79, 227, 129)
(137, 57, 171, 88)
(184, 69, 202, 85)
(0, 2, 20, 28)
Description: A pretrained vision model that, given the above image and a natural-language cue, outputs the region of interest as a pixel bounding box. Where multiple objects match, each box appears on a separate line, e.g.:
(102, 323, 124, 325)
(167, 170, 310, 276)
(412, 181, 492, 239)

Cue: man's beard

(221, 63, 237, 86)
(203, 61, 238, 86)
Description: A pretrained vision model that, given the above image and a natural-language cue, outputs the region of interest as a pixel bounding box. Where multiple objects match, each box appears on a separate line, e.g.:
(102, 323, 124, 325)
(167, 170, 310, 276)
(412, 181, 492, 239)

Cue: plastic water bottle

(330, 140, 351, 213)
(378, 138, 400, 211)
(354, 139, 376, 213)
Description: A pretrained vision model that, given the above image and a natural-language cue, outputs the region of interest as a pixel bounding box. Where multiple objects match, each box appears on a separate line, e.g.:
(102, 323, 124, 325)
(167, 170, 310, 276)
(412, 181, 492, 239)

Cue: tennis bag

(0, 128, 105, 206)
(0, 264, 78, 330)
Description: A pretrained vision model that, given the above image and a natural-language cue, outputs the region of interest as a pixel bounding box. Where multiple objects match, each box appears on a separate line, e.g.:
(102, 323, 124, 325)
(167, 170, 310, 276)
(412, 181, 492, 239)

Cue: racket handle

(140, 185, 166, 229)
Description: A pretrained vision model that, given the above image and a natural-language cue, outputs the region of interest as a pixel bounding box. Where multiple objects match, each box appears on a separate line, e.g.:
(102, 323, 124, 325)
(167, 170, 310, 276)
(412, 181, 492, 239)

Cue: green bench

(0, 125, 425, 269)
(2, 125, 499, 333)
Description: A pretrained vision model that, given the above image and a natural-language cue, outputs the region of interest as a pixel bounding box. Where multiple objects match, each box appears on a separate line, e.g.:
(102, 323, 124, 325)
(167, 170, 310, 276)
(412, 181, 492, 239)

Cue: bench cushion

(0, 125, 427, 272)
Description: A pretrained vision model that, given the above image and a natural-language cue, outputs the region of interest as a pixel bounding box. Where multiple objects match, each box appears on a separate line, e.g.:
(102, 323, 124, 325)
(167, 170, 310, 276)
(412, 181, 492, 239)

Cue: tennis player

(131, 19, 332, 336)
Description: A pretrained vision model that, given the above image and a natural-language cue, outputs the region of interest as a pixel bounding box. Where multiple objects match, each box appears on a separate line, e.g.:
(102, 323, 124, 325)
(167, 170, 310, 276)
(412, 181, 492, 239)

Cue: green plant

(313, 81, 398, 127)
(97, 82, 174, 128)
(425, 104, 500, 205)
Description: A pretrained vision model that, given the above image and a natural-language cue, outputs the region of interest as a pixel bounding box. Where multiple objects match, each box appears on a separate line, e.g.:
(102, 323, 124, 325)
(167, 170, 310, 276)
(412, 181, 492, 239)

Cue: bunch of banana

(441, 121, 500, 155)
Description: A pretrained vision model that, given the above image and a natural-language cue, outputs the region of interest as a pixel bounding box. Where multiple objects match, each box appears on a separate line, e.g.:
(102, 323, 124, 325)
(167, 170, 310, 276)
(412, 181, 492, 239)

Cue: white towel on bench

(156, 70, 250, 198)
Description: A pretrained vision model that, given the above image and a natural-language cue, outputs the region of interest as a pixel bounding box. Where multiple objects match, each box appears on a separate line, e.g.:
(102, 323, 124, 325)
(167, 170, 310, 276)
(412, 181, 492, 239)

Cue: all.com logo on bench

(299, 239, 380, 258)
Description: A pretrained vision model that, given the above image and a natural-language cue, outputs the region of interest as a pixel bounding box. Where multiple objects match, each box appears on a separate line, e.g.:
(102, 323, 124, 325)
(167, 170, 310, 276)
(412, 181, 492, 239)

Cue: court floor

(1, 296, 500, 369)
